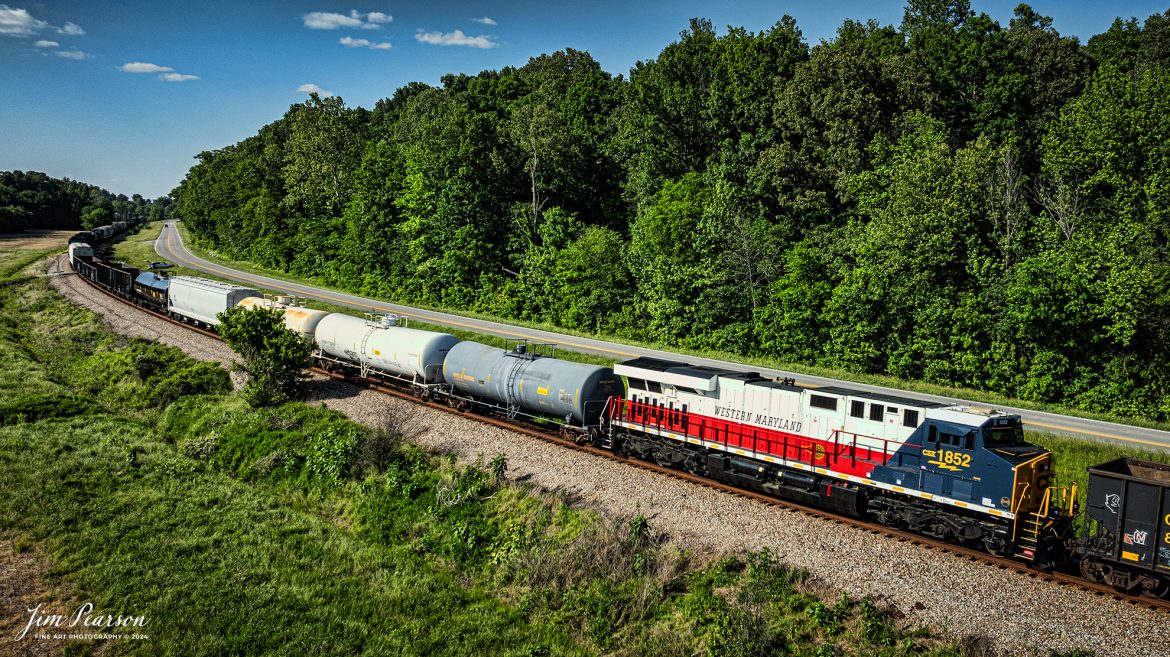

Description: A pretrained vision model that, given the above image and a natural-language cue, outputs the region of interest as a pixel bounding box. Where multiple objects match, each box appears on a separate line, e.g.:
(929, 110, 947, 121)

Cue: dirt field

(0, 231, 75, 251)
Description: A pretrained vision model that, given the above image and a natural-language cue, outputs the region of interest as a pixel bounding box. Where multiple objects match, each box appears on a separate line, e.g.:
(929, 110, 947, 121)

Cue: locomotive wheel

(981, 536, 1010, 557)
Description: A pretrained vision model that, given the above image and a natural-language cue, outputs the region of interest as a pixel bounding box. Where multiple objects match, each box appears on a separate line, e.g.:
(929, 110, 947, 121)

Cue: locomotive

(67, 229, 1170, 598)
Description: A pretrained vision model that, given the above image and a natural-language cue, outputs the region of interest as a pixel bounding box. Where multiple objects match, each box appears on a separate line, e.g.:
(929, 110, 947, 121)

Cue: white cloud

(340, 35, 390, 50)
(303, 11, 362, 30)
(303, 9, 390, 30)
(54, 49, 88, 60)
(415, 29, 497, 49)
(0, 4, 48, 36)
(120, 61, 173, 73)
(470, 17, 496, 26)
(59, 21, 83, 35)
(297, 83, 334, 98)
(34, 39, 57, 47)
(160, 72, 198, 82)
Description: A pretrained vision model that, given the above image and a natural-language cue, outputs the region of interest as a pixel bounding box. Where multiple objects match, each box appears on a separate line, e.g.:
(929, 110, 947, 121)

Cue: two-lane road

(154, 220, 1170, 451)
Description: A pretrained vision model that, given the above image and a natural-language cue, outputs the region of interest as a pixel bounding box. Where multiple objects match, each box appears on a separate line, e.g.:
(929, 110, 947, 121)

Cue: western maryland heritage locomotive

(69, 225, 1170, 598)
(608, 357, 1071, 564)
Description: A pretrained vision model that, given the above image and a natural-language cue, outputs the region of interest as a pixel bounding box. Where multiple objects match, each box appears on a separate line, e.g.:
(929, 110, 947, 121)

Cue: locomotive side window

(964, 431, 974, 450)
(647, 381, 663, 394)
(869, 404, 884, 421)
(903, 409, 920, 427)
(850, 400, 865, 418)
(810, 394, 838, 411)
(929, 425, 938, 444)
(628, 378, 646, 391)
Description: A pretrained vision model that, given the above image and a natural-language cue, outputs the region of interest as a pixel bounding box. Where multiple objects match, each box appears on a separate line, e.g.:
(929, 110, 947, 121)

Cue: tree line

(172, 1, 1170, 421)
(0, 170, 168, 232)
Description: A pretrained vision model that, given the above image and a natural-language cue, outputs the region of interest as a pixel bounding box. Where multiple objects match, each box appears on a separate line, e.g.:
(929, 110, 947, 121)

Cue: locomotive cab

(976, 416, 1075, 564)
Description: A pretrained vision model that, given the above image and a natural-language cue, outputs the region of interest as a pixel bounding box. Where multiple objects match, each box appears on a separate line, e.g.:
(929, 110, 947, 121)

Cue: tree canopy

(174, 2, 1170, 421)
(0, 171, 158, 232)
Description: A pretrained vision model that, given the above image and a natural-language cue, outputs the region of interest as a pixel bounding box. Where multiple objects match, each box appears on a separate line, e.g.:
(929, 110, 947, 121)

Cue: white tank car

(168, 276, 260, 326)
(313, 313, 458, 384)
(237, 296, 330, 340)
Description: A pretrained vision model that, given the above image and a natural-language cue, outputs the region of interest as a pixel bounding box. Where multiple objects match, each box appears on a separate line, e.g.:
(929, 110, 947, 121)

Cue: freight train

(67, 229, 1170, 599)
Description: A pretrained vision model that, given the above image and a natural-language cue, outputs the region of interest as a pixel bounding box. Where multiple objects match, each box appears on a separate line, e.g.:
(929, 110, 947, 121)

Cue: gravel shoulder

(47, 255, 1170, 657)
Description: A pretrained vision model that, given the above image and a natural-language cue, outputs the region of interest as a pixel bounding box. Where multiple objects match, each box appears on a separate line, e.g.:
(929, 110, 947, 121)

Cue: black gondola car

(1080, 457, 1170, 596)
(92, 261, 138, 297)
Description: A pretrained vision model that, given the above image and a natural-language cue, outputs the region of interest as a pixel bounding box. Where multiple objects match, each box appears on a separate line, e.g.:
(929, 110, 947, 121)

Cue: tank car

(167, 276, 261, 327)
(314, 313, 457, 384)
(238, 296, 330, 340)
(444, 342, 625, 426)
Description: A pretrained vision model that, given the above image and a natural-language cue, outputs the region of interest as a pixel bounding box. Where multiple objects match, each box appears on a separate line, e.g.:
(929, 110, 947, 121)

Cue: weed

(490, 452, 509, 483)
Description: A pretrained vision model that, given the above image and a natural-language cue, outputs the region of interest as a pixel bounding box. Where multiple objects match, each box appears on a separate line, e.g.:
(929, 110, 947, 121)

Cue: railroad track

(60, 254, 1170, 615)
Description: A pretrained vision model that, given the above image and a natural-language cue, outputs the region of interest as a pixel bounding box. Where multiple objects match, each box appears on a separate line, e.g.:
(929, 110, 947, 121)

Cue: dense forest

(0, 170, 166, 232)
(173, 1, 1170, 421)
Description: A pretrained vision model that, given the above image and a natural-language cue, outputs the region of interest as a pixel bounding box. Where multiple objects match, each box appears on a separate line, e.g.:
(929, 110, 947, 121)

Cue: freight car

(238, 296, 330, 338)
(444, 341, 624, 427)
(166, 276, 260, 327)
(1080, 458, 1170, 596)
(133, 272, 170, 310)
(314, 312, 458, 385)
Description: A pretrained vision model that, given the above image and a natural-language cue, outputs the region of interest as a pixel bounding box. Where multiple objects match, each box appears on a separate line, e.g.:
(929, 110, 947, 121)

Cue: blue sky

(2, 1, 1167, 199)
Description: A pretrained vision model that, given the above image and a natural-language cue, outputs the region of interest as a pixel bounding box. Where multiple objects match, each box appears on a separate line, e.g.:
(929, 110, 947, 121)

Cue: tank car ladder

(504, 357, 524, 420)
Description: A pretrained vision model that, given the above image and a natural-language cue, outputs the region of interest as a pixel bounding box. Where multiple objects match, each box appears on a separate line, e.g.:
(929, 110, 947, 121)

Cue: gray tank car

(314, 313, 457, 384)
(443, 342, 625, 425)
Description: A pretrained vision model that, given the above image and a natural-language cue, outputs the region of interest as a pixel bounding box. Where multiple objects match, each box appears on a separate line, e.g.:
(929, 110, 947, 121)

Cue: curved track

(152, 221, 1170, 452)
(64, 252, 1170, 615)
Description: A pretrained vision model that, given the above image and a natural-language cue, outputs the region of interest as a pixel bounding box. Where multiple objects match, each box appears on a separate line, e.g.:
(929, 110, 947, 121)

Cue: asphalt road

(155, 220, 1170, 452)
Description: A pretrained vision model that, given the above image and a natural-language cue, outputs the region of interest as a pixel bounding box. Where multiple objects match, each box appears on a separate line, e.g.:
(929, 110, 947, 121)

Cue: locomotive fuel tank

(313, 313, 457, 384)
(443, 342, 625, 425)
(168, 276, 261, 326)
(237, 297, 330, 340)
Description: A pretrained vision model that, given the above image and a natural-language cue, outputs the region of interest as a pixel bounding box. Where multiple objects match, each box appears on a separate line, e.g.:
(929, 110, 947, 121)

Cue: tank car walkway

(154, 221, 1170, 452)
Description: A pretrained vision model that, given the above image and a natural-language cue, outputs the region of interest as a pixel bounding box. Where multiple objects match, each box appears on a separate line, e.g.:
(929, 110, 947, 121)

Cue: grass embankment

(0, 249, 981, 656)
(169, 221, 1170, 435)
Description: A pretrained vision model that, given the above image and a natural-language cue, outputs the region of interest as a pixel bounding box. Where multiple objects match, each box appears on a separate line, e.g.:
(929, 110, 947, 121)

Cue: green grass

(171, 222, 1170, 436)
(0, 247, 977, 655)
